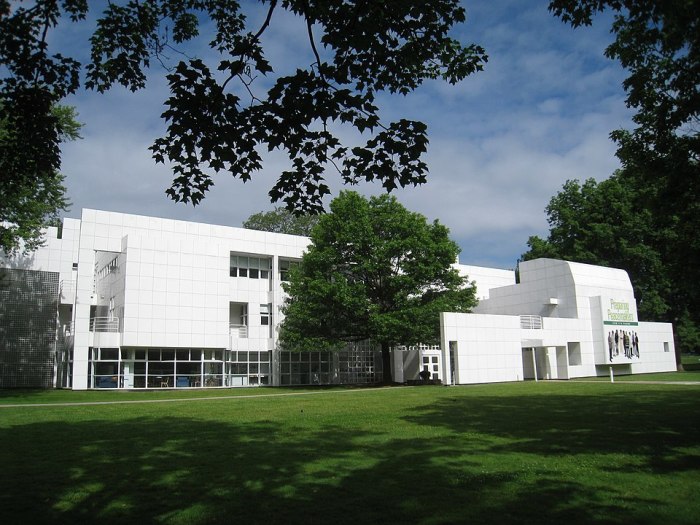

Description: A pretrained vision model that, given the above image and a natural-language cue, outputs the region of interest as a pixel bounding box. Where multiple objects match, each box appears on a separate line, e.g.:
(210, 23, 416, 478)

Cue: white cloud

(52, 1, 633, 270)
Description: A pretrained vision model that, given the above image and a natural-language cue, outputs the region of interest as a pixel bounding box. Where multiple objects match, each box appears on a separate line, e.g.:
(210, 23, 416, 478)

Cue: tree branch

(222, 0, 277, 92)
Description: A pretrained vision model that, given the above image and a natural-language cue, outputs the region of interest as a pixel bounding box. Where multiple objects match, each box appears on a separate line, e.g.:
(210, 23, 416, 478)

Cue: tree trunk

(381, 341, 393, 385)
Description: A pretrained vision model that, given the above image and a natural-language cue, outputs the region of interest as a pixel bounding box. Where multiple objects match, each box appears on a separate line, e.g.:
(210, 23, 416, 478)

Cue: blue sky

(56, 1, 631, 269)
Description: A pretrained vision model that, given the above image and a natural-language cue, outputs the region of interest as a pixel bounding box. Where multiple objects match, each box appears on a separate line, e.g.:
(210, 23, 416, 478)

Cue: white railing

(229, 324, 248, 338)
(520, 315, 543, 329)
(90, 317, 120, 332)
(393, 344, 441, 352)
(59, 279, 76, 301)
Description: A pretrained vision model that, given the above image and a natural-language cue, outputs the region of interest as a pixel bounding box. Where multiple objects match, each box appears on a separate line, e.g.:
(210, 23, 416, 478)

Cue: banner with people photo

(600, 297, 640, 363)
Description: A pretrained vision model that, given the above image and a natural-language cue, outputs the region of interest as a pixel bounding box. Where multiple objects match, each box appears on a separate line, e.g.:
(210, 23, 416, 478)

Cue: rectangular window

(567, 342, 582, 366)
(230, 254, 271, 279)
(279, 259, 300, 281)
(101, 348, 119, 360)
(249, 258, 259, 279)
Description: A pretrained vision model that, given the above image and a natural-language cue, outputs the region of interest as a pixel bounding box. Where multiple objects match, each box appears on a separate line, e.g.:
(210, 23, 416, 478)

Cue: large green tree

(0, 104, 81, 254)
(549, 0, 699, 154)
(522, 173, 699, 354)
(0, 0, 486, 254)
(545, 0, 700, 354)
(243, 207, 319, 236)
(280, 191, 477, 383)
(522, 176, 670, 319)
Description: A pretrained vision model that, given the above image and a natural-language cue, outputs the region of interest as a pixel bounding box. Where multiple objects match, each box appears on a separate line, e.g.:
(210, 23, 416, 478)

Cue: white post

(609, 366, 614, 383)
(532, 348, 538, 382)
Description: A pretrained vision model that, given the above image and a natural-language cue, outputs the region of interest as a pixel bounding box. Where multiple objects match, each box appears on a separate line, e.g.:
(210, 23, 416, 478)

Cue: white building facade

(440, 258, 677, 385)
(0, 210, 677, 390)
(2, 209, 380, 389)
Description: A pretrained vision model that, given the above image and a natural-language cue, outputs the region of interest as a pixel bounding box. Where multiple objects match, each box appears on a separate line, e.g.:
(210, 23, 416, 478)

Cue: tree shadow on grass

(0, 387, 698, 525)
(400, 385, 700, 523)
(403, 387, 700, 468)
(0, 414, 662, 525)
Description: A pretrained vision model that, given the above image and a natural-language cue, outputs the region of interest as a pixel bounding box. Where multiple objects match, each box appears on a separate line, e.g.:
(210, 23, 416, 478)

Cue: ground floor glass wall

(88, 345, 381, 388)
(279, 346, 382, 386)
(89, 346, 270, 388)
(226, 350, 271, 386)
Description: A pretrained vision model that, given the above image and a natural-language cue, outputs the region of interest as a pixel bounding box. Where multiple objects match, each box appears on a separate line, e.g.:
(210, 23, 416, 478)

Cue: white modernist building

(0, 209, 676, 390)
(439, 258, 677, 385)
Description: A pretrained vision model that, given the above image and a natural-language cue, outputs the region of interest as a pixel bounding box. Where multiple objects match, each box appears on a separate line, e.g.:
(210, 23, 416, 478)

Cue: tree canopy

(0, 0, 486, 254)
(549, 0, 699, 154)
(544, 0, 700, 353)
(243, 207, 319, 236)
(279, 191, 477, 383)
(522, 172, 699, 354)
(0, 104, 81, 254)
(522, 176, 670, 320)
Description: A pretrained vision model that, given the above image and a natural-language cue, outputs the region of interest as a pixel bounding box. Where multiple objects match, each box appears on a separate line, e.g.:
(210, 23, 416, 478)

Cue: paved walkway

(0, 386, 392, 409)
(2, 380, 698, 409)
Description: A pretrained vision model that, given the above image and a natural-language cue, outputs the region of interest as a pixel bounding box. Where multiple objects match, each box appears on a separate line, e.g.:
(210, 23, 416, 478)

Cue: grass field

(1, 380, 699, 525)
(573, 370, 700, 382)
(682, 353, 700, 371)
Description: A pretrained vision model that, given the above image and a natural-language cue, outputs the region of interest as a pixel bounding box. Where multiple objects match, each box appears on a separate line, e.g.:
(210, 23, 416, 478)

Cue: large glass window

(278, 345, 381, 386)
(230, 254, 271, 279)
(91, 347, 228, 389)
(279, 259, 300, 282)
(89, 347, 120, 388)
(279, 351, 333, 386)
(260, 303, 272, 338)
(227, 351, 271, 386)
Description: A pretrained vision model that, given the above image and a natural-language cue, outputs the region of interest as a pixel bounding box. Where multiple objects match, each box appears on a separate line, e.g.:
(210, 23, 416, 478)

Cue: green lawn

(573, 370, 700, 382)
(682, 353, 700, 371)
(1, 382, 699, 525)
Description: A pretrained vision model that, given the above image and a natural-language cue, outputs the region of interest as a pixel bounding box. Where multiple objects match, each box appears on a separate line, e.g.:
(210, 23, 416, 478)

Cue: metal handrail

(520, 315, 543, 329)
(229, 324, 248, 338)
(90, 317, 120, 332)
(59, 279, 76, 299)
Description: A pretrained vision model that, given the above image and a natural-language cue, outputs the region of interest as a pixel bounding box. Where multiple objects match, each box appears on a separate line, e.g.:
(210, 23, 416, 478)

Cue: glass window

(260, 303, 271, 326)
(279, 259, 300, 281)
(102, 348, 119, 360)
(231, 254, 271, 279)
